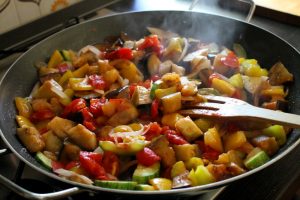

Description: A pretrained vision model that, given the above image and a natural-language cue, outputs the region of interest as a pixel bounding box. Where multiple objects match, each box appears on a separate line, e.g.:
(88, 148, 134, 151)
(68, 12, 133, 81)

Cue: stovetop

(1, 0, 300, 199)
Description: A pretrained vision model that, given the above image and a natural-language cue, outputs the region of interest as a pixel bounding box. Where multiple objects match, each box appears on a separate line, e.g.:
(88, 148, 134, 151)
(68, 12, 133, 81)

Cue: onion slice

(54, 168, 93, 185)
(78, 45, 101, 57)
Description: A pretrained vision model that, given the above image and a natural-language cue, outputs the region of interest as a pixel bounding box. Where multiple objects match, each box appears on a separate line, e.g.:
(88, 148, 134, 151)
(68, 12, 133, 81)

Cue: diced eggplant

(107, 102, 138, 126)
(42, 130, 63, 153)
(251, 135, 279, 156)
(17, 126, 45, 153)
(60, 142, 81, 162)
(173, 144, 199, 162)
(149, 135, 176, 168)
(47, 116, 75, 139)
(268, 62, 293, 85)
(131, 86, 152, 105)
(172, 170, 191, 189)
(147, 53, 161, 76)
(67, 124, 97, 151)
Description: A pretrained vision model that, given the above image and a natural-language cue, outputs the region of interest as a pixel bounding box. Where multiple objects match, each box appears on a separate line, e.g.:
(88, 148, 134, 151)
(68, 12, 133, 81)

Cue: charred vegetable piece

(251, 135, 279, 156)
(17, 126, 45, 153)
(268, 62, 293, 85)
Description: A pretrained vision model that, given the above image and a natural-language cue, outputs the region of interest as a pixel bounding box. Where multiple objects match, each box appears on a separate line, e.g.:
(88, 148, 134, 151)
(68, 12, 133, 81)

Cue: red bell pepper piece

(88, 75, 107, 90)
(51, 161, 64, 171)
(30, 109, 55, 122)
(61, 98, 86, 117)
(129, 84, 137, 97)
(81, 107, 96, 131)
(79, 151, 107, 179)
(136, 147, 161, 166)
(104, 47, 133, 60)
(151, 98, 159, 119)
(138, 35, 162, 55)
(65, 161, 80, 170)
(89, 98, 106, 117)
(165, 130, 188, 145)
(221, 52, 239, 68)
(102, 151, 120, 176)
(196, 141, 220, 161)
(144, 122, 162, 141)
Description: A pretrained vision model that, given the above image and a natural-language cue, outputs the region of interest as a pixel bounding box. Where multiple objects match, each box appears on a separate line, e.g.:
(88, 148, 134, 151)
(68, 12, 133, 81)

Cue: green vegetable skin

(133, 162, 160, 184)
(95, 180, 137, 190)
(60, 50, 71, 61)
(35, 152, 52, 171)
(99, 140, 147, 155)
(262, 125, 286, 146)
(135, 184, 155, 191)
(244, 148, 270, 170)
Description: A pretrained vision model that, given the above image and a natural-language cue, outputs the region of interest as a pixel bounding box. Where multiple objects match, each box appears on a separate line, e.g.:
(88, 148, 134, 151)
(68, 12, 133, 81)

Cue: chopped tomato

(65, 161, 80, 170)
(165, 131, 188, 145)
(221, 52, 239, 68)
(80, 151, 103, 163)
(196, 141, 220, 161)
(89, 98, 106, 117)
(79, 151, 107, 179)
(136, 147, 161, 166)
(129, 84, 137, 97)
(138, 35, 162, 55)
(104, 47, 133, 60)
(30, 109, 55, 122)
(61, 98, 86, 117)
(151, 98, 159, 119)
(51, 161, 64, 171)
(88, 75, 107, 90)
(139, 79, 151, 89)
(151, 75, 161, 82)
(144, 122, 162, 141)
(102, 151, 120, 176)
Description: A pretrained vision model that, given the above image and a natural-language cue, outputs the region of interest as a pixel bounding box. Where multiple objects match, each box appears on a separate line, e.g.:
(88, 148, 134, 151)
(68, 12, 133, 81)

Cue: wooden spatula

(179, 95, 300, 128)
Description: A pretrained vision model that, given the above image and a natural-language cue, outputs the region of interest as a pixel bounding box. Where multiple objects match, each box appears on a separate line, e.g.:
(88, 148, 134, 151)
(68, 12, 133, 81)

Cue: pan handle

(0, 148, 87, 199)
(189, 0, 256, 23)
(0, 174, 87, 200)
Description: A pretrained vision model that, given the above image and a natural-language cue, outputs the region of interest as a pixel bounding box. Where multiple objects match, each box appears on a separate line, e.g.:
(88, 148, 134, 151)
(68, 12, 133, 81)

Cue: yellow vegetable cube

(204, 127, 223, 153)
(149, 178, 172, 190)
(161, 92, 182, 114)
(175, 116, 202, 142)
(171, 161, 187, 178)
(223, 131, 247, 151)
(211, 78, 236, 96)
(161, 113, 184, 129)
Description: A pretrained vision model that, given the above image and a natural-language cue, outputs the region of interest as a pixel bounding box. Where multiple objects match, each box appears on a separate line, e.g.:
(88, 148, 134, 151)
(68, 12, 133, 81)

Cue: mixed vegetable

(15, 27, 294, 190)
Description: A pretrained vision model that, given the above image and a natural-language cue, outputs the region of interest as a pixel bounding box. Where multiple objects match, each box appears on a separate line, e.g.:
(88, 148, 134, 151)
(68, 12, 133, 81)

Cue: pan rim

(1, 10, 300, 195)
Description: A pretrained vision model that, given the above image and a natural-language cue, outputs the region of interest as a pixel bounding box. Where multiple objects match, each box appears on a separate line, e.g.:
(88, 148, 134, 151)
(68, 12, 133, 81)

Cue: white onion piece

(177, 37, 189, 62)
(78, 45, 101, 57)
(183, 49, 209, 62)
(108, 124, 145, 138)
(54, 168, 93, 185)
(93, 146, 104, 154)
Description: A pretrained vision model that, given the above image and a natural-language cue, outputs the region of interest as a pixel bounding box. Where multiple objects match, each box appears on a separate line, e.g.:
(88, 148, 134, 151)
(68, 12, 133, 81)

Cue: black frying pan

(0, 11, 300, 199)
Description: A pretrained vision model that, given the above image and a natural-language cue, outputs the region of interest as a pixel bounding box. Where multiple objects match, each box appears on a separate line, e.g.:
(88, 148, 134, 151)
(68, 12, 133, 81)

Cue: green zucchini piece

(244, 148, 270, 170)
(60, 50, 71, 61)
(132, 162, 160, 184)
(94, 180, 137, 190)
(150, 83, 158, 99)
(262, 125, 286, 146)
(135, 184, 155, 191)
(35, 152, 52, 171)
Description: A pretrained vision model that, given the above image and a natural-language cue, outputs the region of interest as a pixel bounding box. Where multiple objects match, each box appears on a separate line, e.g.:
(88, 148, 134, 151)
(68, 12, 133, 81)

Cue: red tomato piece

(129, 84, 137, 97)
(30, 109, 55, 122)
(151, 98, 159, 119)
(102, 151, 120, 176)
(51, 160, 64, 171)
(138, 35, 162, 55)
(79, 151, 107, 179)
(61, 98, 86, 117)
(144, 122, 162, 141)
(151, 75, 161, 82)
(104, 48, 133, 60)
(165, 131, 188, 145)
(80, 151, 103, 163)
(136, 147, 161, 166)
(88, 75, 106, 90)
(196, 141, 220, 161)
(220, 52, 239, 68)
(65, 161, 80, 170)
(89, 98, 105, 117)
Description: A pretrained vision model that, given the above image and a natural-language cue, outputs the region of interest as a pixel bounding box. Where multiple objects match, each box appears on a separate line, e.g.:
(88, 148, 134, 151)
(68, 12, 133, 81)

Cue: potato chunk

(161, 92, 182, 114)
(175, 117, 202, 142)
(17, 126, 45, 153)
(67, 124, 97, 150)
(47, 116, 75, 139)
